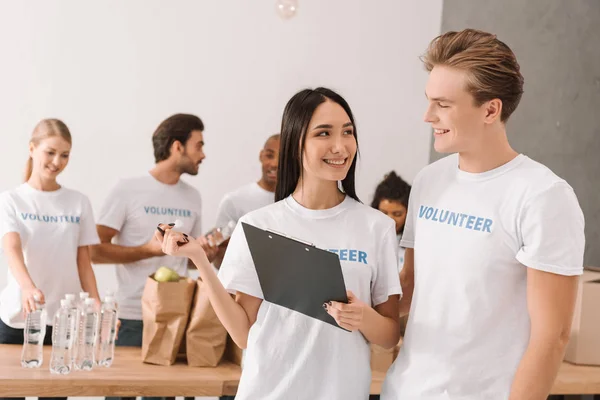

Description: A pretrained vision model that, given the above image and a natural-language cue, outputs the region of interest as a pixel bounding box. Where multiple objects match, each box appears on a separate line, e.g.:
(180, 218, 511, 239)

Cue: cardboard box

(394, 337, 403, 360)
(371, 337, 403, 373)
(564, 270, 600, 365)
(370, 344, 395, 372)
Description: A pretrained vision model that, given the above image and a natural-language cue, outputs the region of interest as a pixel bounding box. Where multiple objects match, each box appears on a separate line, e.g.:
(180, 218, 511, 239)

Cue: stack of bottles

(20, 292, 119, 374)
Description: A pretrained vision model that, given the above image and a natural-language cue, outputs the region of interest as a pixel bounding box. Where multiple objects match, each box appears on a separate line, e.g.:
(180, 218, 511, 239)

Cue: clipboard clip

(265, 228, 316, 248)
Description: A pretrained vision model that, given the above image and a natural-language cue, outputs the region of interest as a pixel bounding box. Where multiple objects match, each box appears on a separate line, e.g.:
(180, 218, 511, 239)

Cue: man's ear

(483, 98, 503, 124)
(171, 140, 184, 156)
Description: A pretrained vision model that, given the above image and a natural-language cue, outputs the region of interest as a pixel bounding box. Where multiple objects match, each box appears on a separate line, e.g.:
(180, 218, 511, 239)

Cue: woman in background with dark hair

(155, 87, 401, 399)
(371, 171, 411, 270)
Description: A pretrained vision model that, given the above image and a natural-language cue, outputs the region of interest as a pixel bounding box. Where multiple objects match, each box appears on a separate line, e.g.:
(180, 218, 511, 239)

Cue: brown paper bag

(224, 334, 244, 366)
(141, 275, 196, 366)
(186, 279, 228, 367)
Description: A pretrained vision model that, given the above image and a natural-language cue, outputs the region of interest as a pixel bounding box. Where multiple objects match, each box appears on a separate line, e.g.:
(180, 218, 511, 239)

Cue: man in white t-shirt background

(90, 114, 217, 361)
(212, 133, 280, 269)
(212, 133, 279, 400)
(381, 29, 585, 400)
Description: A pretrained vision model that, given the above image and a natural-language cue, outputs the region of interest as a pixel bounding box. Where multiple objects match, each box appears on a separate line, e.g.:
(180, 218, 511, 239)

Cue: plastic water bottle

(79, 292, 89, 308)
(96, 296, 118, 367)
(49, 299, 75, 374)
(74, 298, 98, 371)
(21, 294, 47, 368)
(206, 220, 236, 247)
(64, 294, 80, 365)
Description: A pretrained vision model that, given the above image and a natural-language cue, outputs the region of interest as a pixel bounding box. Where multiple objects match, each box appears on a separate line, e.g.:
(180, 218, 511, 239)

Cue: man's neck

(257, 179, 276, 193)
(150, 162, 181, 185)
(458, 128, 519, 173)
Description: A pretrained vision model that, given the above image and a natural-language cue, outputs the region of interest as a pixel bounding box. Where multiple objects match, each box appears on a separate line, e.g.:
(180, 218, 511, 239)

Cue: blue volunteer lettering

(143, 206, 192, 218)
(20, 213, 81, 224)
(418, 205, 493, 233)
(328, 248, 368, 264)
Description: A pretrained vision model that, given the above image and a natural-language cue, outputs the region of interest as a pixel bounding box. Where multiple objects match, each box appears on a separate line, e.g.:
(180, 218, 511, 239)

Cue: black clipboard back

(241, 222, 349, 330)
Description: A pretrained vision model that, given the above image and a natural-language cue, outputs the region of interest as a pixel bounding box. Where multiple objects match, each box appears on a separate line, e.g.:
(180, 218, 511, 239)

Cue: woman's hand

(21, 286, 45, 315)
(325, 290, 368, 332)
(155, 224, 204, 258)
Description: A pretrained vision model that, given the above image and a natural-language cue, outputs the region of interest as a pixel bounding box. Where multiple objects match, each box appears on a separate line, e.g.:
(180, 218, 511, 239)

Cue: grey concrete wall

(430, 0, 600, 267)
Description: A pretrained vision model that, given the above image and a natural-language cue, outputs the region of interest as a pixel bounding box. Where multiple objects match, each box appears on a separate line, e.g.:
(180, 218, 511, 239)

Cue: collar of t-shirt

(284, 194, 352, 219)
(455, 153, 526, 182)
(20, 183, 65, 197)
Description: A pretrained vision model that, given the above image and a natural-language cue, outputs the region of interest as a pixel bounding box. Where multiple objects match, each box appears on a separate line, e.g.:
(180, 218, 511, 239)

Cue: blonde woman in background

(0, 119, 101, 400)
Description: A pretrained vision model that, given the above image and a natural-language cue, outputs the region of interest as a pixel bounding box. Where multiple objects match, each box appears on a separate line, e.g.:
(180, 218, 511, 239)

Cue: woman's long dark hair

(275, 87, 360, 202)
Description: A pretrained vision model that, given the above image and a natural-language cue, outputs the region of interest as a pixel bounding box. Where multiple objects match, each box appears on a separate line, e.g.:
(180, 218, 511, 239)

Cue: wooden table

(1, 344, 600, 396)
(369, 363, 600, 395)
(0, 345, 240, 397)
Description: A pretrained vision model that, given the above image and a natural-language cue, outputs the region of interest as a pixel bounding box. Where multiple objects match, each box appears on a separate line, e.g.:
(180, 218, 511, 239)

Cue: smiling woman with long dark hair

(156, 87, 401, 400)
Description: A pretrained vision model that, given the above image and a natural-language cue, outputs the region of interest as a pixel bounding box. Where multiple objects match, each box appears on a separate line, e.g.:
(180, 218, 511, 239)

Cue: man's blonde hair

(422, 29, 524, 122)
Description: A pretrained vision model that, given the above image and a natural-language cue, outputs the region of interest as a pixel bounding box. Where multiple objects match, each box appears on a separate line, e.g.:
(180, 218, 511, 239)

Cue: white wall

(0, 1, 442, 298)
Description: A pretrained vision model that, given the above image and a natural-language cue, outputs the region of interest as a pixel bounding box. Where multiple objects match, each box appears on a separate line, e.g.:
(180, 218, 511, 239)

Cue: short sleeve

(217, 216, 263, 299)
(516, 182, 585, 276)
(371, 221, 403, 306)
(0, 193, 20, 239)
(97, 182, 128, 231)
(214, 194, 238, 229)
(79, 195, 100, 246)
(400, 173, 421, 249)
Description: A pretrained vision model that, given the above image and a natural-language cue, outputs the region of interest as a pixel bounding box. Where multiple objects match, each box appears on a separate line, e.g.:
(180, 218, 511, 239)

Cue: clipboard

(241, 222, 349, 330)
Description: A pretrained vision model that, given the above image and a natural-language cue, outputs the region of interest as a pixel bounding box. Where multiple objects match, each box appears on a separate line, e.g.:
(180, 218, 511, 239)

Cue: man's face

(259, 137, 280, 186)
(179, 130, 205, 176)
(424, 65, 489, 154)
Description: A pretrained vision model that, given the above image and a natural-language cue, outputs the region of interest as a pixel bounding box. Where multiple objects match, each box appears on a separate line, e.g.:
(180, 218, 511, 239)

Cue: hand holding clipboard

(242, 222, 350, 330)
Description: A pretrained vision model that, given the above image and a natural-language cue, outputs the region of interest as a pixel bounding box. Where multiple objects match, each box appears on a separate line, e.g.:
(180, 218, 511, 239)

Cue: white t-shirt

(219, 195, 402, 400)
(397, 233, 405, 272)
(0, 184, 100, 328)
(97, 174, 203, 320)
(381, 154, 585, 400)
(214, 182, 274, 228)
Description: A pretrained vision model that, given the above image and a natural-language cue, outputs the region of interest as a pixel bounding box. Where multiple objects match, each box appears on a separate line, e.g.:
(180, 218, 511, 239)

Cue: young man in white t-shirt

(212, 133, 280, 271)
(381, 29, 585, 400)
(91, 114, 217, 351)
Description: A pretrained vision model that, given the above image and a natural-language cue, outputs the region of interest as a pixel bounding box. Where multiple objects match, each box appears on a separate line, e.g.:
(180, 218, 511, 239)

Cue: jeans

(106, 319, 166, 400)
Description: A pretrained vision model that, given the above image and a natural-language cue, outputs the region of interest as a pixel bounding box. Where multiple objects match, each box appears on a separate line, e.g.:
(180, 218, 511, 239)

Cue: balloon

(276, 0, 298, 19)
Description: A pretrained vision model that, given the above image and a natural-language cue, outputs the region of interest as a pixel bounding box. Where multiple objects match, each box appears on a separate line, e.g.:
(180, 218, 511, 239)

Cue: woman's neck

(28, 175, 61, 192)
(292, 177, 345, 210)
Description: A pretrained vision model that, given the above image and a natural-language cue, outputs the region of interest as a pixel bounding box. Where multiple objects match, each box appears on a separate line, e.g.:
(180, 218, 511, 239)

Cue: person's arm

(211, 239, 229, 269)
(90, 225, 163, 264)
(327, 221, 402, 348)
(77, 245, 101, 302)
(188, 240, 223, 269)
(508, 269, 578, 399)
(2, 232, 45, 313)
(158, 225, 262, 349)
(327, 293, 400, 348)
(508, 182, 585, 399)
(398, 248, 414, 317)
